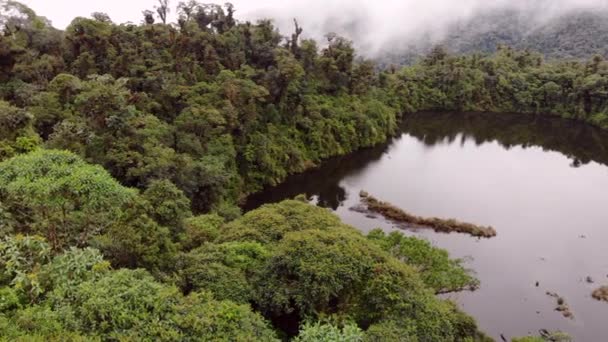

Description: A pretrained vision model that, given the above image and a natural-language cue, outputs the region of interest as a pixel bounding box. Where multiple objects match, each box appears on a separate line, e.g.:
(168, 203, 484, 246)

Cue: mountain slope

(380, 8, 608, 66)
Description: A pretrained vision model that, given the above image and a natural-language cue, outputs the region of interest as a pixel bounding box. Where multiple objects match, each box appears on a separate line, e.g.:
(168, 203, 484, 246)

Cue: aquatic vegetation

(546, 292, 574, 319)
(357, 191, 497, 238)
(591, 286, 608, 302)
(512, 330, 572, 342)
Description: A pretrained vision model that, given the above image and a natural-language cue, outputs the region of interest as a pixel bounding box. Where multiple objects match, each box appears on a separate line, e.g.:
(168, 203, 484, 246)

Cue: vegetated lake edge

(243, 108, 608, 211)
(243, 109, 608, 341)
(243, 108, 608, 207)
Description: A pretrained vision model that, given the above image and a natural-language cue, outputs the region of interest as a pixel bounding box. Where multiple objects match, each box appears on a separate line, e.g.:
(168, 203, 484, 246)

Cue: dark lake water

(245, 112, 608, 341)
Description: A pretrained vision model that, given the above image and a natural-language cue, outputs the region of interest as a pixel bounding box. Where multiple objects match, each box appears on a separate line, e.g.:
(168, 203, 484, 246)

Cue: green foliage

(180, 213, 225, 250)
(64, 269, 180, 337)
(255, 228, 382, 316)
(0, 230, 276, 340)
(219, 200, 485, 340)
(142, 179, 192, 234)
(170, 292, 280, 342)
(0, 100, 40, 161)
(0, 150, 177, 271)
(0, 150, 135, 251)
(0, 305, 86, 341)
(367, 229, 478, 293)
(91, 196, 176, 271)
(212, 201, 243, 221)
(0, 287, 21, 312)
(1, 267, 278, 341)
(221, 200, 344, 244)
(386, 47, 608, 129)
(0, 235, 51, 303)
(181, 241, 270, 303)
(364, 320, 418, 341)
(0, 234, 110, 306)
(294, 322, 364, 342)
(42, 247, 109, 301)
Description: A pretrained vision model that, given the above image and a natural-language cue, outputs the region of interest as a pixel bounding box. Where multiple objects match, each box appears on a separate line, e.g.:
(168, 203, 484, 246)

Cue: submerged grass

(357, 191, 497, 238)
(546, 291, 574, 319)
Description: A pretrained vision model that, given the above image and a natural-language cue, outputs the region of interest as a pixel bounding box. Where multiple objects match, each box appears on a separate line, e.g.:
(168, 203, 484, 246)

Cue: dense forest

(0, 0, 605, 340)
(390, 46, 608, 129)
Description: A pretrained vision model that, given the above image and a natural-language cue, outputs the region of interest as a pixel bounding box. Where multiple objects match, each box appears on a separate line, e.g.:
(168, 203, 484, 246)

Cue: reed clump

(357, 191, 497, 238)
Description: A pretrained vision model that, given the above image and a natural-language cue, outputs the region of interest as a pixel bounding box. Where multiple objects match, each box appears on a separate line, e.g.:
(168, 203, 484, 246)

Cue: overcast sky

(15, 0, 608, 54)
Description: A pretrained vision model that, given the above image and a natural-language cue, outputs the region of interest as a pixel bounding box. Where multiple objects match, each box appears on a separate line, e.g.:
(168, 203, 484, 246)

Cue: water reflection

(243, 140, 391, 211)
(245, 112, 608, 211)
(404, 112, 608, 167)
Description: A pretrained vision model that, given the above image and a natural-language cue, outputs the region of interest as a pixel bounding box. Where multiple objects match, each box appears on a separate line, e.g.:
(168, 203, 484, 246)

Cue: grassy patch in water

(546, 292, 574, 319)
(358, 191, 497, 238)
(592, 286, 608, 302)
(513, 330, 572, 342)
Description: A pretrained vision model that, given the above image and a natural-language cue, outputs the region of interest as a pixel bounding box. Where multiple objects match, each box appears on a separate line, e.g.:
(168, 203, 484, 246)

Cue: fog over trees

(16, 0, 608, 58)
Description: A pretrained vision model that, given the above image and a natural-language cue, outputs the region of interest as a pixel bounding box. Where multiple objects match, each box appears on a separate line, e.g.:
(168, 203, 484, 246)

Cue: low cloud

(16, 0, 608, 56)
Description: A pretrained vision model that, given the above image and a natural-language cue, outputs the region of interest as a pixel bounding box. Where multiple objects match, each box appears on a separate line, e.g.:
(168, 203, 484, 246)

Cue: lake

(245, 112, 608, 341)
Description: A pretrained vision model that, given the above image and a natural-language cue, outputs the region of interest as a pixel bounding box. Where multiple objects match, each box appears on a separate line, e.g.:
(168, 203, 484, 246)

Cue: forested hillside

(447, 8, 608, 60)
(0, 0, 400, 213)
(381, 8, 608, 66)
(387, 46, 608, 128)
(1, 1, 608, 210)
(0, 0, 606, 340)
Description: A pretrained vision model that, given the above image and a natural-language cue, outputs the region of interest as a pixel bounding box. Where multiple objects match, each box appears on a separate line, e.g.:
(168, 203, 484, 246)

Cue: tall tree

(156, 0, 170, 24)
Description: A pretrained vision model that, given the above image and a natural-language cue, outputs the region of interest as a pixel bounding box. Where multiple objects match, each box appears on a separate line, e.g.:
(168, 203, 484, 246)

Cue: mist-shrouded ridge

(237, 0, 608, 59)
(16, 0, 608, 60)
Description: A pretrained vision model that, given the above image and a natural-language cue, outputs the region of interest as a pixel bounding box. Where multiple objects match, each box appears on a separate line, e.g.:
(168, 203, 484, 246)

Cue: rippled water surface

(245, 112, 608, 341)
